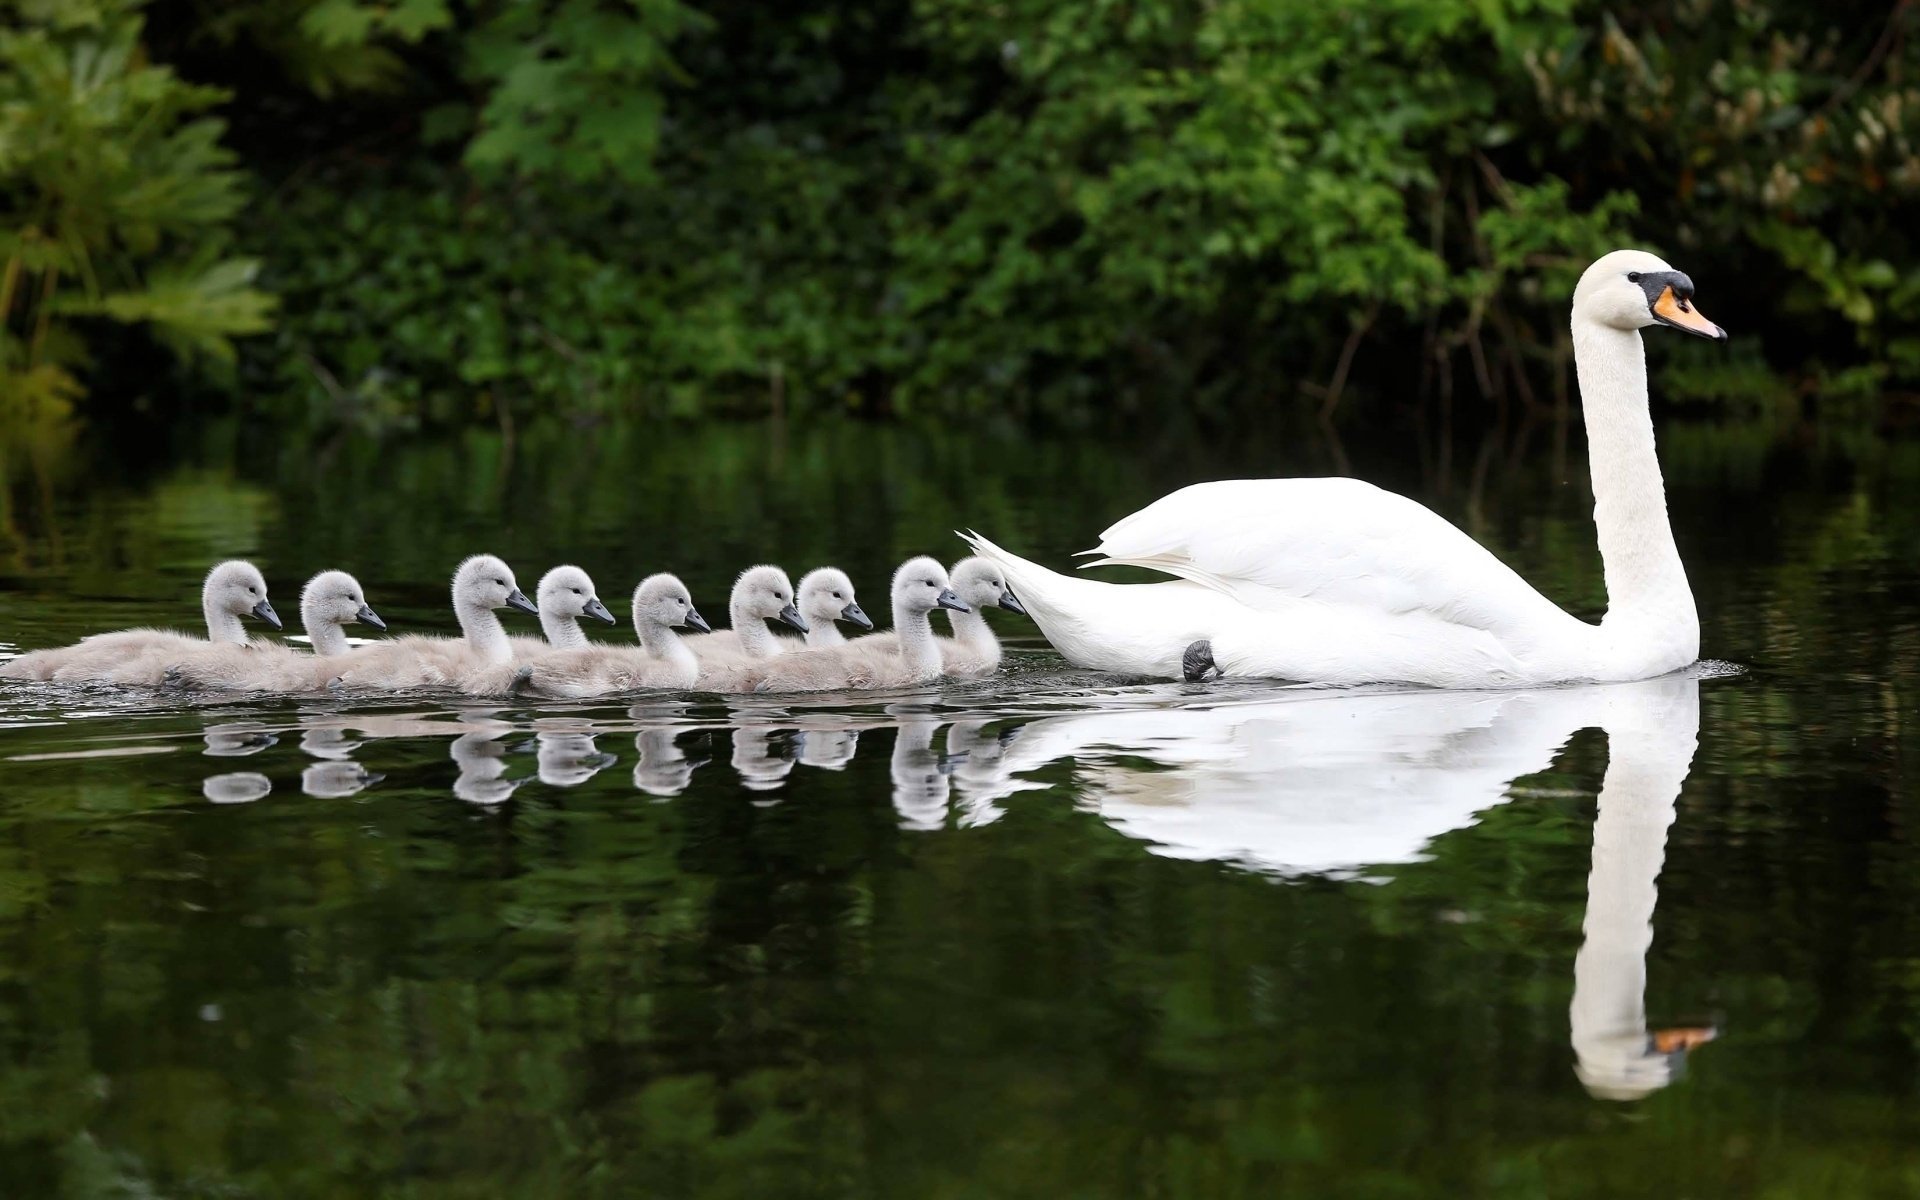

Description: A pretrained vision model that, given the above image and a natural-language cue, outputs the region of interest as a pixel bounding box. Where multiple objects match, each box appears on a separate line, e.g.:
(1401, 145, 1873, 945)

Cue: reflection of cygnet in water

(301, 761, 384, 798)
(535, 730, 617, 787)
(450, 725, 521, 805)
(944, 720, 1034, 827)
(204, 771, 272, 804)
(203, 723, 278, 757)
(299, 723, 361, 761)
(795, 726, 859, 770)
(1572, 677, 1716, 1101)
(732, 726, 796, 794)
(890, 716, 949, 831)
(632, 728, 703, 797)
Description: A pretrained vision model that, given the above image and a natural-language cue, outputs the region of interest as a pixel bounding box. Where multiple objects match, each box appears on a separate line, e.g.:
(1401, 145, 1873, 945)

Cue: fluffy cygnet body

(508, 574, 710, 698)
(741, 557, 970, 693)
(683, 566, 809, 679)
(163, 570, 387, 692)
(844, 556, 1026, 678)
(509, 565, 617, 658)
(331, 555, 536, 691)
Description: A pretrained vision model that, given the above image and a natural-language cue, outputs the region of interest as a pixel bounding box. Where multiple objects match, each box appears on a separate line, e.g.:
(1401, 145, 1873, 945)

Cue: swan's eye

(1627, 271, 1641, 283)
(833, 592, 843, 600)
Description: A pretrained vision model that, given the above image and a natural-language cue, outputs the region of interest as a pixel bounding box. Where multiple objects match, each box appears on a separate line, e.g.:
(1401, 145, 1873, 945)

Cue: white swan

(965, 250, 1727, 686)
(740, 557, 970, 692)
(331, 554, 537, 690)
(684, 565, 809, 671)
(161, 570, 387, 692)
(507, 573, 710, 698)
(795, 567, 874, 647)
(851, 556, 1027, 678)
(1, 560, 282, 685)
(511, 565, 617, 656)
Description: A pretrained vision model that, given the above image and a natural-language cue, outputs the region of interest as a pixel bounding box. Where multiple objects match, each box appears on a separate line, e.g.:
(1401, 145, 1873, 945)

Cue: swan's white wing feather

(1087, 477, 1578, 640)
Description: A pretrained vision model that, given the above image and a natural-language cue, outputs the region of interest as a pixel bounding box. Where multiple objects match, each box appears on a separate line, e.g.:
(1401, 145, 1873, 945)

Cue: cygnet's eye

(833, 591, 844, 600)
(572, 587, 583, 595)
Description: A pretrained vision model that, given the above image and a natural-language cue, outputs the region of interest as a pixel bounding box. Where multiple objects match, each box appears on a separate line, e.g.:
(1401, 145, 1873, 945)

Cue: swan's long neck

(1574, 320, 1697, 640)
(458, 603, 513, 664)
(541, 610, 588, 650)
(894, 599, 941, 678)
(203, 597, 248, 645)
(730, 597, 781, 658)
(807, 621, 846, 649)
(639, 619, 696, 676)
(946, 607, 999, 660)
(305, 609, 350, 657)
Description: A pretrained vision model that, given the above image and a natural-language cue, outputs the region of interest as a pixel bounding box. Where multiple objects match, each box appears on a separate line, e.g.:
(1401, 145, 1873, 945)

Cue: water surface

(3, 414, 1920, 1197)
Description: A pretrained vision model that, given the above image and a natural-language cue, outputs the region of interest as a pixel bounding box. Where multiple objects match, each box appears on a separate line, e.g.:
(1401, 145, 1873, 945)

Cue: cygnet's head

(798, 567, 872, 631)
(892, 556, 968, 615)
(452, 554, 537, 615)
(948, 556, 1026, 616)
(732, 565, 807, 632)
(205, 560, 281, 629)
(300, 570, 386, 632)
(537, 565, 615, 626)
(633, 573, 711, 633)
(1573, 249, 1725, 340)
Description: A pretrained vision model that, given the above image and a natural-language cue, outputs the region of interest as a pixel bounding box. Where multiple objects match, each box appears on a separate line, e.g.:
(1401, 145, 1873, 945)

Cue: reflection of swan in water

(732, 726, 796, 794)
(633, 727, 704, 797)
(1572, 677, 1714, 1100)
(796, 725, 859, 770)
(299, 724, 361, 761)
(890, 713, 949, 831)
(959, 672, 1713, 1096)
(450, 721, 521, 805)
(302, 761, 384, 798)
(204, 771, 272, 804)
(534, 727, 617, 787)
(203, 723, 277, 757)
(945, 719, 1031, 827)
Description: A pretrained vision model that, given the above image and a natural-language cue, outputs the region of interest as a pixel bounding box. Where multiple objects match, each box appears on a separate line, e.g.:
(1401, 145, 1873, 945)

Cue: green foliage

(0, 0, 274, 403)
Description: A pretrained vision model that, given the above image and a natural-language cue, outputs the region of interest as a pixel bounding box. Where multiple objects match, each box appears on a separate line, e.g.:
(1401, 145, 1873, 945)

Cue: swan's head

(893, 556, 968, 615)
(538, 565, 615, 626)
(949, 556, 1027, 616)
(732, 565, 807, 632)
(1573, 249, 1725, 340)
(452, 554, 538, 615)
(634, 573, 711, 634)
(300, 570, 385, 632)
(205, 560, 281, 630)
(798, 567, 872, 631)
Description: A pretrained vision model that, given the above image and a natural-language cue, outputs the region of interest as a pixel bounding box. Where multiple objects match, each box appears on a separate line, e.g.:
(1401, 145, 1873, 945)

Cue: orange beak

(1651, 1026, 1717, 1054)
(1652, 287, 1727, 340)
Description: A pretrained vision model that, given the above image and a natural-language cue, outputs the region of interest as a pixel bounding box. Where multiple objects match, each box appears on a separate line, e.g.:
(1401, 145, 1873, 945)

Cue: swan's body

(332, 555, 537, 691)
(743, 557, 970, 692)
(162, 570, 387, 692)
(848, 556, 1027, 679)
(1, 561, 282, 686)
(508, 574, 709, 698)
(795, 568, 873, 648)
(966, 250, 1725, 686)
(683, 566, 809, 678)
(509, 565, 617, 658)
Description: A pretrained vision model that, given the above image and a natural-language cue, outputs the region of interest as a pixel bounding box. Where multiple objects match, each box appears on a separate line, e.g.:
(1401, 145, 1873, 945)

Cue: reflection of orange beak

(1653, 287, 1727, 340)
(1651, 1026, 1717, 1054)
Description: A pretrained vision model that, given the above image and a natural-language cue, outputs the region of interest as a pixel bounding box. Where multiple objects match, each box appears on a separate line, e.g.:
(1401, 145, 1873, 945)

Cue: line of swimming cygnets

(0, 553, 1032, 697)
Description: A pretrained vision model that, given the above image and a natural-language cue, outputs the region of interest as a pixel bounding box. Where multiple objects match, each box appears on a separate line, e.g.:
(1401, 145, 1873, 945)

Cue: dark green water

(4, 413, 1920, 1197)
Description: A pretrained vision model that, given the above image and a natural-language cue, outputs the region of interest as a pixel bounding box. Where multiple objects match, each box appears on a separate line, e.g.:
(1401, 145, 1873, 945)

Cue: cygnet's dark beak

(584, 597, 617, 625)
(998, 589, 1027, 616)
(936, 588, 970, 613)
(778, 603, 809, 633)
(683, 607, 712, 634)
(356, 604, 387, 632)
(841, 601, 873, 630)
(251, 599, 282, 630)
(505, 588, 538, 615)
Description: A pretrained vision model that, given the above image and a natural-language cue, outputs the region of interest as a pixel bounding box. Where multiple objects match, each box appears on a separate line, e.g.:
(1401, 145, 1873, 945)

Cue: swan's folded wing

(1086, 477, 1577, 638)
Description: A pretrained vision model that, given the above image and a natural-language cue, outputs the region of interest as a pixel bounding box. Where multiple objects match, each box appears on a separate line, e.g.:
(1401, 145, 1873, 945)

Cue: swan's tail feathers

(956, 530, 1097, 660)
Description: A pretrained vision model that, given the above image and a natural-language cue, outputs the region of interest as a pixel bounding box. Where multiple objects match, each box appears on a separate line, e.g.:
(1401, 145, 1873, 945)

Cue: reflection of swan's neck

(1570, 691, 1698, 1100)
(457, 602, 512, 664)
(1573, 319, 1696, 646)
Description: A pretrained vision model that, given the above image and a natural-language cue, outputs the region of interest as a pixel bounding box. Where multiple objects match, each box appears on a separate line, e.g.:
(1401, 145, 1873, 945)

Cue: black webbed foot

(1182, 640, 1218, 683)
